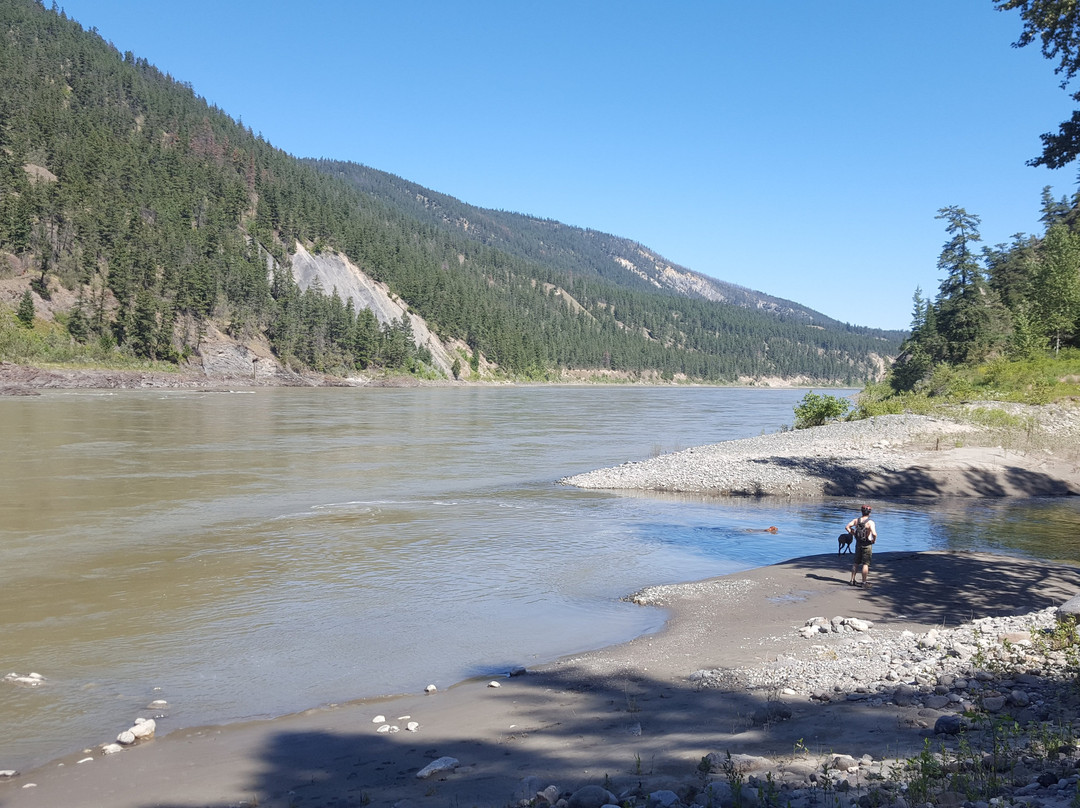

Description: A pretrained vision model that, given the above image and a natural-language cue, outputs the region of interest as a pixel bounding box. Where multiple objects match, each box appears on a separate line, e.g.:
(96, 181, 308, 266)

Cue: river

(2, 386, 1078, 773)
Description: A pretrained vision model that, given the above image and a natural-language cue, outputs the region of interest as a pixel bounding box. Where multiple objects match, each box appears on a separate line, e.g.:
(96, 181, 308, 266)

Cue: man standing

(846, 505, 877, 588)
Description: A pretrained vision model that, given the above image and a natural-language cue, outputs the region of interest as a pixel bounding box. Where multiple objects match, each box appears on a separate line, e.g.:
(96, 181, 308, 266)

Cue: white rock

(130, 718, 156, 739)
(117, 731, 136, 745)
(487, 680, 502, 688)
(425, 684, 437, 693)
(0, 770, 19, 777)
(4, 673, 45, 687)
(396, 715, 411, 721)
(21, 783, 36, 788)
(77, 757, 93, 764)
(100, 743, 123, 755)
(372, 715, 386, 724)
(388, 726, 400, 733)
(376, 724, 391, 733)
(406, 722, 420, 732)
(147, 700, 168, 709)
(416, 756, 460, 779)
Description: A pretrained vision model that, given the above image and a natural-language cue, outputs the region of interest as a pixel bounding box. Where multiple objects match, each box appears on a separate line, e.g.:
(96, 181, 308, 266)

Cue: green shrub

(793, 391, 851, 429)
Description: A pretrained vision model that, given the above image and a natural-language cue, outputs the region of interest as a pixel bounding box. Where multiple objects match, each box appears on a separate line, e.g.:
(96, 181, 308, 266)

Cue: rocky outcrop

(290, 243, 457, 376)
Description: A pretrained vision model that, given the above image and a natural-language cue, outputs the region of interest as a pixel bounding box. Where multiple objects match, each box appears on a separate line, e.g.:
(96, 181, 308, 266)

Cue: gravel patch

(561, 414, 974, 496)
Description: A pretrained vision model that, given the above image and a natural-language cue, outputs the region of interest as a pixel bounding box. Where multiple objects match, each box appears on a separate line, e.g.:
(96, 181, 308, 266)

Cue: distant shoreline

(0, 360, 859, 394)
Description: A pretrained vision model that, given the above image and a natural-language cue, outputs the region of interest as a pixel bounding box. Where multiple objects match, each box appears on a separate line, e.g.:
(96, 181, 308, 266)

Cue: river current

(2, 386, 1079, 772)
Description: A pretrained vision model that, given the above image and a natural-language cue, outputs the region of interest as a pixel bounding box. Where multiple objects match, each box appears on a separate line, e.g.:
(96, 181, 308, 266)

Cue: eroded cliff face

(290, 243, 457, 377)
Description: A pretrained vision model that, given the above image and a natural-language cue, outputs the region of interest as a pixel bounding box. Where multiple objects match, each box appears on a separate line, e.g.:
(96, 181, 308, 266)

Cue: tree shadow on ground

(783, 551, 1080, 627)
(753, 456, 1077, 498)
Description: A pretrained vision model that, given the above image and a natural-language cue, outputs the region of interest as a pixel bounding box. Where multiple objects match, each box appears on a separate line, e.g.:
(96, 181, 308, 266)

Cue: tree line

(0, 0, 900, 382)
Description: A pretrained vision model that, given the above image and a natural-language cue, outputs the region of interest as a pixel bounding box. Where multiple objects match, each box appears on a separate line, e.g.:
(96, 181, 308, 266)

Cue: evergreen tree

(1033, 223, 1080, 352)
(933, 206, 993, 364)
(16, 290, 35, 328)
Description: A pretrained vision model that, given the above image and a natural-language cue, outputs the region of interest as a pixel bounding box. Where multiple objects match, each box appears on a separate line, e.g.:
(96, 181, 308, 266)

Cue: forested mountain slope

(306, 159, 897, 335)
(0, 0, 901, 383)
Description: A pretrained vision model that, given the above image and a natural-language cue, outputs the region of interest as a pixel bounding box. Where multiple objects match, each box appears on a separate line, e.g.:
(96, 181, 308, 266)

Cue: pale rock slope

(290, 243, 457, 376)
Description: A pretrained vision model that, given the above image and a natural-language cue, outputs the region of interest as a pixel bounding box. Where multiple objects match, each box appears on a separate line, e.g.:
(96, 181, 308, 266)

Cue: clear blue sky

(55, 0, 1079, 331)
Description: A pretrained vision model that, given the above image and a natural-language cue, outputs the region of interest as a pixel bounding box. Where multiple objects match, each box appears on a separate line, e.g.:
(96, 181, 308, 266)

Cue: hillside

(306, 159, 899, 336)
(0, 0, 903, 384)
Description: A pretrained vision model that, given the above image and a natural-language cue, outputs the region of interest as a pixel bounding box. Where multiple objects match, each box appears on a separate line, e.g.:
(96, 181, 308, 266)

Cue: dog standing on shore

(838, 532, 853, 555)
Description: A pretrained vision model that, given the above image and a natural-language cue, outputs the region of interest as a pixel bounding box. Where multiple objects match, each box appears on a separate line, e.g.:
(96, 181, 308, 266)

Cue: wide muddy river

(2, 386, 1079, 772)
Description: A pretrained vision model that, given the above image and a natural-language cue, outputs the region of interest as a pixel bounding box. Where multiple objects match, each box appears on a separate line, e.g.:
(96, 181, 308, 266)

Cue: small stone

(77, 757, 93, 764)
(100, 744, 123, 755)
(376, 724, 391, 733)
(567, 784, 618, 808)
(147, 699, 168, 709)
(983, 696, 1006, 712)
(117, 730, 136, 745)
(130, 718, 156, 739)
(0, 770, 19, 777)
(935, 714, 964, 735)
(424, 684, 437, 693)
(406, 721, 420, 732)
(21, 783, 36, 789)
(416, 756, 459, 779)
(488, 680, 501, 688)
(537, 785, 561, 805)
(372, 714, 386, 723)
(647, 789, 680, 808)
(831, 754, 858, 771)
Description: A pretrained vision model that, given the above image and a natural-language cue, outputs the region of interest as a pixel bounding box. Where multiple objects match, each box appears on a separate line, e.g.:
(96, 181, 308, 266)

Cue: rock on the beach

(648, 789, 681, 807)
(536, 784, 561, 805)
(416, 756, 459, 779)
(935, 714, 964, 735)
(1058, 595, 1080, 623)
(406, 721, 419, 732)
(100, 743, 123, 755)
(424, 684, 437, 693)
(487, 680, 501, 688)
(146, 699, 168, 709)
(116, 730, 136, 745)
(567, 784, 618, 808)
(372, 714, 386, 723)
(130, 718, 156, 739)
(0, 770, 19, 778)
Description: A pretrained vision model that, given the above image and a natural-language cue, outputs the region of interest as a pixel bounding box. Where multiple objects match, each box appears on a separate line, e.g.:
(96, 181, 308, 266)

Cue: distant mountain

(0, 0, 902, 384)
(306, 160, 895, 336)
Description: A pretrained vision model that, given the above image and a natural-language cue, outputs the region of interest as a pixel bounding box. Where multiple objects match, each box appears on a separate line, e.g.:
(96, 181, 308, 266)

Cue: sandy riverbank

(3, 550, 1080, 808)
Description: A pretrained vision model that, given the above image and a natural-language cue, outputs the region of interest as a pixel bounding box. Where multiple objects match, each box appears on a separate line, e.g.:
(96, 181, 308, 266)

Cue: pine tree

(16, 290, 35, 328)
(934, 206, 993, 364)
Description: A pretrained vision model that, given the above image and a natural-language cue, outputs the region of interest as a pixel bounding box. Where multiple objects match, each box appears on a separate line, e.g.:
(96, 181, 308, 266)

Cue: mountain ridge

(0, 0, 902, 384)
(305, 159, 897, 338)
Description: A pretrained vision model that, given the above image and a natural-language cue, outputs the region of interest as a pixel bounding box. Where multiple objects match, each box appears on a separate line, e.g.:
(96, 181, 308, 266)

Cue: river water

(2, 386, 1079, 772)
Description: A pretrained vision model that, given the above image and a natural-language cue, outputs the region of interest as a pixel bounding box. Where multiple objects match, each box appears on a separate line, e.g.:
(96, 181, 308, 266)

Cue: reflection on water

(0, 386, 1077, 773)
